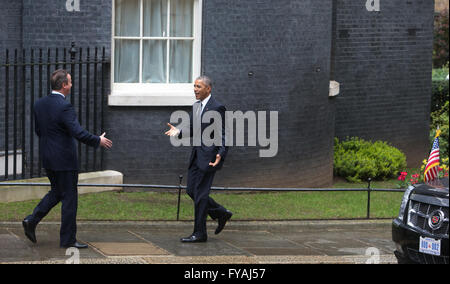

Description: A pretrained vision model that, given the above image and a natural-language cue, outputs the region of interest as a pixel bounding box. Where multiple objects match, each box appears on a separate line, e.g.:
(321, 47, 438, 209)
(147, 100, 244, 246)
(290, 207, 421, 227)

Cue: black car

(392, 177, 449, 264)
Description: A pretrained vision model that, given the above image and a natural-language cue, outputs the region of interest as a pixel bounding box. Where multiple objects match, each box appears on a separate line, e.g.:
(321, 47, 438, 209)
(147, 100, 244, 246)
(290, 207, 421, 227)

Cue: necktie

(193, 101, 202, 146)
(196, 101, 202, 118)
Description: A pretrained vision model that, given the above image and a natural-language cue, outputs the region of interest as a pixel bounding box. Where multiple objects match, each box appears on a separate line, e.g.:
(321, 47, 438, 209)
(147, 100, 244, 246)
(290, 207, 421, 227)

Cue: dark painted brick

(0, 0, 434, 187)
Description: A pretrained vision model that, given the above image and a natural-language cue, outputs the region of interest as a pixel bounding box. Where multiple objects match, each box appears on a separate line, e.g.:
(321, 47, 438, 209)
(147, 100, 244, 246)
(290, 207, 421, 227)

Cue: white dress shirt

(175, 94, 212, 136)
(52, 91, 66, 99)
(199, 94, 211, 113)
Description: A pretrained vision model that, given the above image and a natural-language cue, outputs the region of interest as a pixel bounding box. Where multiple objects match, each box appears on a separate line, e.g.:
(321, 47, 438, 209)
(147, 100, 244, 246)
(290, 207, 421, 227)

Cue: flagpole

(435, 125, 441, 139)
(424, 127, 441, 182)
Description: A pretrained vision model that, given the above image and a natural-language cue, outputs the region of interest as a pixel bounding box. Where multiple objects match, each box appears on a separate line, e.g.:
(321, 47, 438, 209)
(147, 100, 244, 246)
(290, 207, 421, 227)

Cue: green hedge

(334, 137, 407, 182)
(433, 9, 449, 68)
(431, 65, 449, 112)
(430, 101, 449, 161)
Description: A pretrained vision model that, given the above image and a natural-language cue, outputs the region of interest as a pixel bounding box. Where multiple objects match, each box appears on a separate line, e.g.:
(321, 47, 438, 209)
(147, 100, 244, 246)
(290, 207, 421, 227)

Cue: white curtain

(143, 40, 167, 83)
(169, 0, 193, 83)
(114, 39, 140, 83)
(115, 0, 194, 84)
(114, 0, 140, 83)
(115, 0, 140, 37)
(144, 0, 167, 37)
(170, 0, 193, 37)
(170, 40, 192, 83)
(143, 0, 167, 83)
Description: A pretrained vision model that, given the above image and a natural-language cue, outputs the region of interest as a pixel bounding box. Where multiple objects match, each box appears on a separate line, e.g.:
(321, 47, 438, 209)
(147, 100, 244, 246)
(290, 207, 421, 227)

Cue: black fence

(0, 43, 109, 181)
(0, 177, 406, 220)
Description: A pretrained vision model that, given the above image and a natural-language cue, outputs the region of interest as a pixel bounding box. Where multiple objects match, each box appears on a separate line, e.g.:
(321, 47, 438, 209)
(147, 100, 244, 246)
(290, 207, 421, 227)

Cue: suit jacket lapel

(202, 96, 214, 116)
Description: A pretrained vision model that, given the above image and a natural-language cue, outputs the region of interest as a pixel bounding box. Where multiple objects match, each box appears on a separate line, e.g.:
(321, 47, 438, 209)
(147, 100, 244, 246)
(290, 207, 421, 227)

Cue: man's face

(62, 74, 72, 95)
(194, 80, 211, 101)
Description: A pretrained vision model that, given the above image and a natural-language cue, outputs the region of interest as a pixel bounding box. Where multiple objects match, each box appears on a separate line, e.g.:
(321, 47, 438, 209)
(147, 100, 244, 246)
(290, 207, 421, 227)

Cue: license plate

(419, 236, 441, 256)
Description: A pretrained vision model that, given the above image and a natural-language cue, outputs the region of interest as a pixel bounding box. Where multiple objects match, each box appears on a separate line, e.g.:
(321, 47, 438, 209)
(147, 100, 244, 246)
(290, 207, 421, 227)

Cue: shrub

(334, 137, 407, 182)
(431, 63, 449, 112)
(433, 9, 449, 68)
(430, 101, 449, 161)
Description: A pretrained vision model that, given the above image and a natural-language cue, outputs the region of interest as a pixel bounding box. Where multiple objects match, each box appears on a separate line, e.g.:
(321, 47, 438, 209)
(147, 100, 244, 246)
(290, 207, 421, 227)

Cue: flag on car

(424, 129, 441, 182)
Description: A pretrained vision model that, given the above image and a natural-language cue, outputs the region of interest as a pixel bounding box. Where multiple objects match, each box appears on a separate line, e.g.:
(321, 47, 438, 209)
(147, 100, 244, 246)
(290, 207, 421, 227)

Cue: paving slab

(89, 242, 169, 256)
(0, 220, 397, 264)
(132, 229, 249, 257)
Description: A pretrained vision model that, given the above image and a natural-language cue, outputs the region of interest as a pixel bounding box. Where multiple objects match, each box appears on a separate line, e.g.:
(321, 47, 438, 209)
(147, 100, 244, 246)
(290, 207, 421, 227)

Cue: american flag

(424, 134, 440, 182)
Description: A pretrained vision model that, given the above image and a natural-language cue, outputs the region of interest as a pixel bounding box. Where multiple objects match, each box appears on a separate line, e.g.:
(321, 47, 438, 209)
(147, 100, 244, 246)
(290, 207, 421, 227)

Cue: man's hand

(209, 154, 221, 167)
(99, 132, 112, 149)
(165, 123, 180, 137)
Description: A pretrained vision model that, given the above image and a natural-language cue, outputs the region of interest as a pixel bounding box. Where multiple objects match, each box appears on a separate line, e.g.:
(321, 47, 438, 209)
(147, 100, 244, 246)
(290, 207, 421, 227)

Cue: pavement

(0, 219, 398, 264)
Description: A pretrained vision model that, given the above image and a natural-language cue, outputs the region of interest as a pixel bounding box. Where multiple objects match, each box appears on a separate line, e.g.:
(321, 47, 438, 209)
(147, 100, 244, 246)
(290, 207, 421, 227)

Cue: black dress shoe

(180, 235, 207, 243)
(61, 241, 88, 249)
(215, 210, 233, 235)
(22, 219, 37, 243)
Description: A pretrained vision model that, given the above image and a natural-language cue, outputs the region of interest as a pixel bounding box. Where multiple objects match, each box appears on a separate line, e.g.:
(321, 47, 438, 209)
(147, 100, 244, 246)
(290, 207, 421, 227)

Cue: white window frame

(109, 0, 202, 106)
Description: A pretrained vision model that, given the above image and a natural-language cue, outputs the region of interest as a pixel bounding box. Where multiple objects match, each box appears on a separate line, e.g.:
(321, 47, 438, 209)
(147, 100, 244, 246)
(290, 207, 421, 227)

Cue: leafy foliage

(431, 63, 449, 112)
(334, 137, 407, 182)
(430, 101, 449, 161)
(433, 9, 449, 68)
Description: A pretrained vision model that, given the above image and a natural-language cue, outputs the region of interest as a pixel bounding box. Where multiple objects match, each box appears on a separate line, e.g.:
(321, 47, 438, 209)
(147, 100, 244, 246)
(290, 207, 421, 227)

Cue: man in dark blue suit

(22, 69, 112, 248)
(166, 76, 232, 242)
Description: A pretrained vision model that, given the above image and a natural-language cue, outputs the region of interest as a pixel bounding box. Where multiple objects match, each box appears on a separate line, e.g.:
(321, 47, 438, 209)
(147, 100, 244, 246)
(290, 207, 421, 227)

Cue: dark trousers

(186, 163, 227, 238)
(27, 169, 78, 247)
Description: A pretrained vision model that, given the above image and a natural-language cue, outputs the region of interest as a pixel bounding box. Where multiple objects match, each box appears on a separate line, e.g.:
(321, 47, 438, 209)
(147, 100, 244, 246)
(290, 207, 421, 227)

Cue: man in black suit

(22, 69, 112, 248)
(165, 76, 232, 243)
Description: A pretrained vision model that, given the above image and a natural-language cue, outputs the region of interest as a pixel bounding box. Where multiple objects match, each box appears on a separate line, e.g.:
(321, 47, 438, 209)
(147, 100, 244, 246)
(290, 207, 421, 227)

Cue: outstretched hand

(99, 132, 113, 149)
(209, 154, 221, 167)
(165, 123, 180, 137)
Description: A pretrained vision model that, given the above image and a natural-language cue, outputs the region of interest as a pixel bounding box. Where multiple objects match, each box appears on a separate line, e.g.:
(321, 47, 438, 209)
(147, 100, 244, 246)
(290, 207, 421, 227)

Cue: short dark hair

(51, 69, 69, 90)
(196, 75, 213, 89)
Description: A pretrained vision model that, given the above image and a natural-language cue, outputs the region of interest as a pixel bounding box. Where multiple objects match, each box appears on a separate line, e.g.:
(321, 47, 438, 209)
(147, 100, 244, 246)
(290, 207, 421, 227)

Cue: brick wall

(22, 0, 112, 51)
(104, 0, 336, 187)
(0, 0, 435, 186)
(333, 0, 435, 167)
(200, 0, 335, 187)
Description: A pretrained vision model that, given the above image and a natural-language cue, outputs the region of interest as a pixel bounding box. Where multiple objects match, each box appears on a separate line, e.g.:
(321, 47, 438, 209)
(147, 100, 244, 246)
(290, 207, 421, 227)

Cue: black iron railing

(0, 177, 405, 220)
(0, 43, 109, 181)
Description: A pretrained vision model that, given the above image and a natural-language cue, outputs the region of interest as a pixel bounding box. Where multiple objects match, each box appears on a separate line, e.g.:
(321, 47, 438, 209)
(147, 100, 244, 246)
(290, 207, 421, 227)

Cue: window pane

(169, 40, 192, 83)
(115, 0, 140, 37)
(143, 0, 168, 37)
(143, 40, 167, 83)
(170, 0, 193, 37)
(114, 39, 140, 83)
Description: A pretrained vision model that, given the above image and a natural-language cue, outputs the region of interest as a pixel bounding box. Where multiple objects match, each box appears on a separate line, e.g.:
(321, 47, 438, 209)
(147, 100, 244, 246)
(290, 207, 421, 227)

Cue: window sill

(108, 84, 197, 106)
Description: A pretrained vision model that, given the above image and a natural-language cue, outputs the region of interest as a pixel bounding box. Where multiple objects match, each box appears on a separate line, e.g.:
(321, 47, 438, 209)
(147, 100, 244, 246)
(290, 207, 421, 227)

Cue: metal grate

(407, 200, 449, 238)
